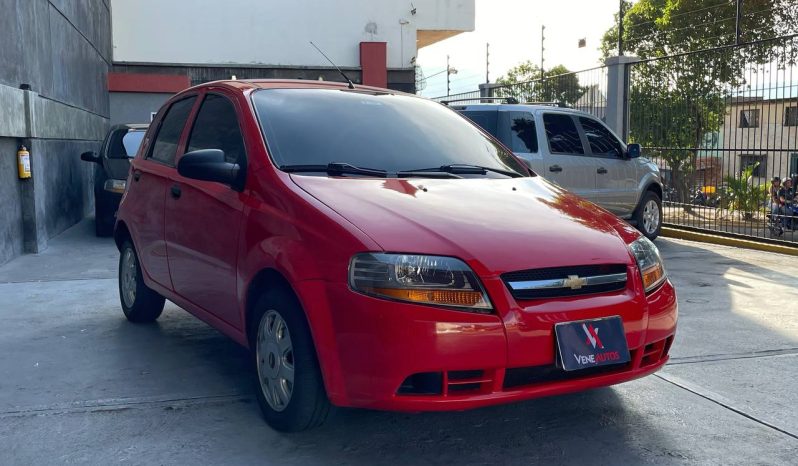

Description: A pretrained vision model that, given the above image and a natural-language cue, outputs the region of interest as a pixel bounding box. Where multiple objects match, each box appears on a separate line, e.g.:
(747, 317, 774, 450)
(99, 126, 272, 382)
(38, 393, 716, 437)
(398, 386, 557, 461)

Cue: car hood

(290, 175, 639, 275)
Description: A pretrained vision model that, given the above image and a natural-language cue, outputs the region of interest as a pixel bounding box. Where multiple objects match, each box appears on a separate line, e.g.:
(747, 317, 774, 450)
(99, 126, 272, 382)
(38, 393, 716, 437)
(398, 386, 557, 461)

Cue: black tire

(634, 191, 662, 240)
(250, 288, 330, 432)
(118, 240, 165, 323)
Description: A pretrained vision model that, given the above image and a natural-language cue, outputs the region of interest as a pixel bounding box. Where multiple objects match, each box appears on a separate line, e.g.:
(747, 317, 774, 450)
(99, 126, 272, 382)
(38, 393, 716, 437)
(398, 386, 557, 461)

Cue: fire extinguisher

(18, 145, 31, 179)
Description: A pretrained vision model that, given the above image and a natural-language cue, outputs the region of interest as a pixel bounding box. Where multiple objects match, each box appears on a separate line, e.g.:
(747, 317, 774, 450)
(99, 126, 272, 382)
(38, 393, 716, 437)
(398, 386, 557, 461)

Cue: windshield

(122, 130, 146, 158)
(252, 89, 527, 176)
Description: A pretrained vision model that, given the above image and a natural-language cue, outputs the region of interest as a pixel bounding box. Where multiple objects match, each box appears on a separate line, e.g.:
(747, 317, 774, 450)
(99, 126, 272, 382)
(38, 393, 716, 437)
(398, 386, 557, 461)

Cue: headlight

(104, 179, 126, 193)
(349, 253, 492, 312)
(629, 237, 667, 293)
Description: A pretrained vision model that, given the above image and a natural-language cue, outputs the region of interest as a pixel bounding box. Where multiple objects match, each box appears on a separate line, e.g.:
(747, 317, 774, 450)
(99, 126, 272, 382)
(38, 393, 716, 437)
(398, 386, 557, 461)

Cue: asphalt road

(1, 220, 797, 465)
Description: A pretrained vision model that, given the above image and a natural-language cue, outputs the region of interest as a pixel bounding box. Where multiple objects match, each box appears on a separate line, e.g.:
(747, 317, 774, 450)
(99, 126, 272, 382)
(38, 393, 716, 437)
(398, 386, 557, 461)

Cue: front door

(128, 96, 197, 289)
(165, 92, 246, 329)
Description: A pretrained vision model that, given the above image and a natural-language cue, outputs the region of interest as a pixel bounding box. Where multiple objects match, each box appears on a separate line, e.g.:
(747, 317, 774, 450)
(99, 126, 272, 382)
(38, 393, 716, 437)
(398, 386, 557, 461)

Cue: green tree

(495, 62, 585, 105)
(600, 0, 798, 206)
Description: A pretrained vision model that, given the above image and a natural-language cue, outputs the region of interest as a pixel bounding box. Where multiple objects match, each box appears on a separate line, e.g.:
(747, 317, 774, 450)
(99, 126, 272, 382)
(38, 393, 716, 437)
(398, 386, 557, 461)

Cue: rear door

(578, 116, 638, 215)
(541, 113, 597, 200)
(127, 96, 197, 288)
(165, 92, 246, 329)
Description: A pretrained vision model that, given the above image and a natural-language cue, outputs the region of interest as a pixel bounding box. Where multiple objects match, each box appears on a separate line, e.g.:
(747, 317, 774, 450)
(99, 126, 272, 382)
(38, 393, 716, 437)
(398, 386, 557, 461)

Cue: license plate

(555, 316, 631, 372)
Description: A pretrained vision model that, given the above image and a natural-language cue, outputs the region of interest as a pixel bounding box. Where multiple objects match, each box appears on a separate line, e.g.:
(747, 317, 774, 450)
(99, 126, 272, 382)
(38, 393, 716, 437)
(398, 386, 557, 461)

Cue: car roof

(181, 79, 411, 97)
(452, 103, 592, 116)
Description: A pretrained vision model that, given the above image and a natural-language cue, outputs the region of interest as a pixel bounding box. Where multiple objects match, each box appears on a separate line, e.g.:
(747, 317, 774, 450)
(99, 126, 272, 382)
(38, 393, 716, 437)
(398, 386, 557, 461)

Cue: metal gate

(629, 34, 798, 244)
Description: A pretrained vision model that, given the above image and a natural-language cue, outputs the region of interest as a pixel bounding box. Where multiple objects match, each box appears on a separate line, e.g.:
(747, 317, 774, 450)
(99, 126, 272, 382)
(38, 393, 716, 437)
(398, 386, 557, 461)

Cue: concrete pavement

(1, 219, 797, 465)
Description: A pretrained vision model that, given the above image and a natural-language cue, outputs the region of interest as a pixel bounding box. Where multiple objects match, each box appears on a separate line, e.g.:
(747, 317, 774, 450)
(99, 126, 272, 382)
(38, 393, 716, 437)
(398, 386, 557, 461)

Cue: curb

(661, 227, 798, 257)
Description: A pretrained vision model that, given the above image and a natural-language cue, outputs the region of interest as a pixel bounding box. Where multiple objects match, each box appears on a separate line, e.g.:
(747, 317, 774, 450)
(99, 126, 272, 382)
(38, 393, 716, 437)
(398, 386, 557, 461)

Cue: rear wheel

(251, 289, 330, 432)
(118, 240, 165, 323)
(634, 191, 662, 240)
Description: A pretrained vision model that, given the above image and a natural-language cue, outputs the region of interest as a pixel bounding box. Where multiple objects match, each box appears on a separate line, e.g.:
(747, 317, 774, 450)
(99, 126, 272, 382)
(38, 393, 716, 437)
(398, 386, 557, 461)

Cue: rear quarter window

(459, 110, 499, 138)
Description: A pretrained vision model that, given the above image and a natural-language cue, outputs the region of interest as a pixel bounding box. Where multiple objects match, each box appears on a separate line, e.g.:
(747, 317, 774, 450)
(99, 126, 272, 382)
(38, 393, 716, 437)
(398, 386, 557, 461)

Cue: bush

(722, 162, 769, 220)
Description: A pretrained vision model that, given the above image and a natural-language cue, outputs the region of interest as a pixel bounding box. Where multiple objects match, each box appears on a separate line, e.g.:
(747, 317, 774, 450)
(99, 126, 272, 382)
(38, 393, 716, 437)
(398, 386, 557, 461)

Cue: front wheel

(251, 289, 330, 432)
(634, 191, 662, 240)
(118, 240, 165, 323)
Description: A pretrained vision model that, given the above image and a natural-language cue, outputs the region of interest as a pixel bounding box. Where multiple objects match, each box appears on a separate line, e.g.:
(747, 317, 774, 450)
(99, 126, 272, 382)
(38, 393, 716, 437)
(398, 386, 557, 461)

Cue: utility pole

(618, 0, 624, 56)
(540, 25, 545, 80)
(447, 55, 451, 96)
(735, 0, 743, 45)
(445, 56, 458, 96)
(485, 42, 490, 84)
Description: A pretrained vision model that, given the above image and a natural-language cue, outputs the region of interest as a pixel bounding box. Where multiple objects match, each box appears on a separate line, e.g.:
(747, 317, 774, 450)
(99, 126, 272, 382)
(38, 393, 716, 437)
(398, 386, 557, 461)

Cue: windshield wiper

(281, 162, 388, 178)
(399, 164, 524, 178)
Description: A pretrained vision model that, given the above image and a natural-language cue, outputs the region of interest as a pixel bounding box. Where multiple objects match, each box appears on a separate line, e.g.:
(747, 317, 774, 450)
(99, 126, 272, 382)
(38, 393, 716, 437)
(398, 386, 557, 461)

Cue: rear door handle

(549, 165, 563, 173)
(133, 170, 141, 181)
(170, 184, 181, 199)
(597, 167, 608, 174)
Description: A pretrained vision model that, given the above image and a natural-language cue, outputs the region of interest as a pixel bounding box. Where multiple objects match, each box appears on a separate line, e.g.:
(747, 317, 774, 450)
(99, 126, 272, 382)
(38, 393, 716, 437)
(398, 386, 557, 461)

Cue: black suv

(81, 124, 147, 236)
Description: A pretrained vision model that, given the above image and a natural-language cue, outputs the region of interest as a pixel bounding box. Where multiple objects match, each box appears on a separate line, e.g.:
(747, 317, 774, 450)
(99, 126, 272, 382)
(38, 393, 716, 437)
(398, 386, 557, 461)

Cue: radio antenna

(309, 41, 356, 89)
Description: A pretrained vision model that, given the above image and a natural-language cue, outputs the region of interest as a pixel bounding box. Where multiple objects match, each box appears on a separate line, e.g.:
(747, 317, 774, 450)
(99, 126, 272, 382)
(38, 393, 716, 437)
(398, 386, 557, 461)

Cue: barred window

(740, 154, 766, 177)
(785, 107, 798, 127)
(739, 109, 760, 128)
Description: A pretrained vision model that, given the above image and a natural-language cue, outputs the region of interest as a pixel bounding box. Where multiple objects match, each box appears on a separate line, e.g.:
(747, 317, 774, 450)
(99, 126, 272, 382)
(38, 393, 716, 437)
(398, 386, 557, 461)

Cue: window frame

(184, 91, 249, 167)
(145, 95, 199, 167)
(542, 112, 587, 156)
(577, 115, 626, 159)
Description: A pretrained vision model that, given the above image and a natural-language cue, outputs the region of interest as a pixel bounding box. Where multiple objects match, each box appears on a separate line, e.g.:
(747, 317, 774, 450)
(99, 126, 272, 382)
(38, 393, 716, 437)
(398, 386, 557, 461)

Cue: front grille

(502, 264, 628, 300)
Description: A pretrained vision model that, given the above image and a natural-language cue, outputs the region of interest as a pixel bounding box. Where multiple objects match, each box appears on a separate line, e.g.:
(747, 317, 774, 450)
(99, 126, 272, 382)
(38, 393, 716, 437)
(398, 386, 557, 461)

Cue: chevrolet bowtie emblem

(563, 275, 587, 290)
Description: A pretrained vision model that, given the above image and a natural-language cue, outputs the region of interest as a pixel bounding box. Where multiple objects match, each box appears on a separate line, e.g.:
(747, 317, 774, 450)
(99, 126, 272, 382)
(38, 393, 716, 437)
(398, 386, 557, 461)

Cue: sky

(417, 0, 622, 97)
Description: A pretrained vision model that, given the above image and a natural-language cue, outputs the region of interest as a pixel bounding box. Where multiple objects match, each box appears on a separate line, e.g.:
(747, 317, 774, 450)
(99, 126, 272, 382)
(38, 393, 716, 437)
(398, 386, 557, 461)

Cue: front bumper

(302, 274, 677, 412)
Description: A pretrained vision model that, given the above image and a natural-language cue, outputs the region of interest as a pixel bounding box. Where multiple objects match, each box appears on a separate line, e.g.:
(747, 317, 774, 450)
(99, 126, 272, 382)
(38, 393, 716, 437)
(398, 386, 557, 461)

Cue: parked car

(115, 80, 677, 432)
(454, 102, 664, 239)
(81, 124, 148, 236)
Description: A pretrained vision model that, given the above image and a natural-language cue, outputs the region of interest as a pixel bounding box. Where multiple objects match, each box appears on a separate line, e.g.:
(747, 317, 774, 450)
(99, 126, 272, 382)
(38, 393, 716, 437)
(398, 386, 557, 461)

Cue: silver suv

(455, 103, 663, 239)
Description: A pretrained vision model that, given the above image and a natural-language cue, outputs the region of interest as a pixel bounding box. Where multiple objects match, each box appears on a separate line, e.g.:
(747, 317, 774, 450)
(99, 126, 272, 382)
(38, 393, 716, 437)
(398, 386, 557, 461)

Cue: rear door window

(148, 97, 197, 166)
(506, 112, 538, 153)
(187, 94, 246, 164)
(543, 113, 584, 155)
(579, 117, 623, 158)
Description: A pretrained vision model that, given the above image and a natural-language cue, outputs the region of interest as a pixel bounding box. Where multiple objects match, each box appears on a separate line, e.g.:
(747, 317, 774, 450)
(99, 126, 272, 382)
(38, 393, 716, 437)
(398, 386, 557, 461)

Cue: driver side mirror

(627, 143, 641, 159)
(80, 151, 101, 164)
(178, 149, 243, 191)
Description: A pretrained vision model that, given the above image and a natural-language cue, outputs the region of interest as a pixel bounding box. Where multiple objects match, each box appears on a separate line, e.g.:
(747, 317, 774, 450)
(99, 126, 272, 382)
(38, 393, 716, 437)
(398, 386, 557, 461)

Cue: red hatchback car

(115, 80, 677, 432)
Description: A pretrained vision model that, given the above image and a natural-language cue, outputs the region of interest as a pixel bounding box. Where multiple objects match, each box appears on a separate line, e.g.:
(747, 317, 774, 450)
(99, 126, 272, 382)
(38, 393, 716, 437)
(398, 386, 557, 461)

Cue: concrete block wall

(0, 0, 111, 266)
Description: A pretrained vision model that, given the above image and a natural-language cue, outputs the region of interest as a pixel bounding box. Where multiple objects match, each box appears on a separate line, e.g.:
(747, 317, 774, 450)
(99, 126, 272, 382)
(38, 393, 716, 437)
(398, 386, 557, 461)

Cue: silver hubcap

(256, 310, 294, 412)
(643, 199, 660, 234)
(121, 248, 137, 307)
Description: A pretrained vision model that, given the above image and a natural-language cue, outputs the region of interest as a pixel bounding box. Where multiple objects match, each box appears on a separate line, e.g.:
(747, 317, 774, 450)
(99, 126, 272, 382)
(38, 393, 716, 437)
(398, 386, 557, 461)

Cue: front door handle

(597, 167, 608, 174)
(133, 170, 141, 181)
(549, 165, 563, 173)
(170, 184, 182, 199)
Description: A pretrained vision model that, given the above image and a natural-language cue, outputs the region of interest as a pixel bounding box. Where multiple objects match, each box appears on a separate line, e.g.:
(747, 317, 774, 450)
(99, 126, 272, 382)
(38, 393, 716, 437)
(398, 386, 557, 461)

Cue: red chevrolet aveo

(115, 80, 677, 431)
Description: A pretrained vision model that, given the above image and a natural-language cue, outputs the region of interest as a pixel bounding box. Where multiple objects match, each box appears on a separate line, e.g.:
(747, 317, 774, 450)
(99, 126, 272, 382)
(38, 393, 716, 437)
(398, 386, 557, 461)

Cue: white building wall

(111, 0, 474, 69)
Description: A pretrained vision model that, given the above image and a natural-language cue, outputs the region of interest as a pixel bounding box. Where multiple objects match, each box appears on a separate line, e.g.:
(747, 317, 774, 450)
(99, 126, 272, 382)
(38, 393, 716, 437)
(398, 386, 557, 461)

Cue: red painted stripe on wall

(360, 42, 387, 88)
(108, 73, 190, 93)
